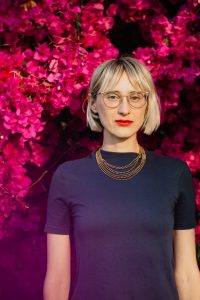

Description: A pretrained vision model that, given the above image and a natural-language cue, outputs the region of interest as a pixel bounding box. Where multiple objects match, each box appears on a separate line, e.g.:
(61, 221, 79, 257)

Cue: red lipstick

(115, 120, 133, 126)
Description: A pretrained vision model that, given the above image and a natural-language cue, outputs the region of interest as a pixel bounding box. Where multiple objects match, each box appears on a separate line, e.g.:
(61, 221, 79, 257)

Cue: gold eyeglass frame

(95, 91, 149, 109)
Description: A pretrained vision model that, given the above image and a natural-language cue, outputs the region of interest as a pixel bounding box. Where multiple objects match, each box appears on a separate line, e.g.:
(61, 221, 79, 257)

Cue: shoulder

(56, 152, 93, 174)
(147, 150, 189, 175)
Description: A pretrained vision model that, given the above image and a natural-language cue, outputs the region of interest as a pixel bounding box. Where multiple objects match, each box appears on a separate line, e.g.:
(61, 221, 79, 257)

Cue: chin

(108, 129, 138, 139)
(115, 133, 137, 139)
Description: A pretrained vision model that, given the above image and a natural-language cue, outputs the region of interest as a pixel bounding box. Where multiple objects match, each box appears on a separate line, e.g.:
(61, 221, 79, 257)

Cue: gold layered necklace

(95, 145, 146, 180)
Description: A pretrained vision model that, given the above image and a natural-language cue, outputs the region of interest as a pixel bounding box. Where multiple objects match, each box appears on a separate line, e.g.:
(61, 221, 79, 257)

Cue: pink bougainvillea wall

(0, 0, 199, 299)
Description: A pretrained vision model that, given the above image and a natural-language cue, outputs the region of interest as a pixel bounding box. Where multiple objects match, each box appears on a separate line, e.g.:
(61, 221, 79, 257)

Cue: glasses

(96, 91, 149, 109)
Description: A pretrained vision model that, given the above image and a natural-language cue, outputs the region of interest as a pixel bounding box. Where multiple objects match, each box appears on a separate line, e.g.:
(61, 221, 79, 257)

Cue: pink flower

(117, 0, 163, 22)
(184, 152, 200, 174)
(3, 139, 30, 165)
(106, 4, 119, 17)
(33, 43, 50, 62)
(2, 96, 45, 140)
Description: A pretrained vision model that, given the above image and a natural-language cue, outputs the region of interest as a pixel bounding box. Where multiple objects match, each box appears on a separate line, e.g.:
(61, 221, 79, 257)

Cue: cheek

(98, 105, 114, 124)
(133, 108, 147, 127)
(138, 105, 147, 120)
(99, 111, 113, 127)
(133, 107, 145, 119)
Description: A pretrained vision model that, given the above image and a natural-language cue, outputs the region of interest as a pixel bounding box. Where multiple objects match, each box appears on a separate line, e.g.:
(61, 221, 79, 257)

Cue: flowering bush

(0, 2, 200, 294)
(0, 0, 118, 239)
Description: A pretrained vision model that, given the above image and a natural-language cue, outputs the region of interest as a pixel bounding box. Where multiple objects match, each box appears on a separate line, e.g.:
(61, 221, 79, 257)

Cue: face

(91, 72, 148, 143)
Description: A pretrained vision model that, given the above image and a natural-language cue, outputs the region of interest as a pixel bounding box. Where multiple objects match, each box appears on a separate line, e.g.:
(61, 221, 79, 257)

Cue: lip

(115, 120, 133, 126)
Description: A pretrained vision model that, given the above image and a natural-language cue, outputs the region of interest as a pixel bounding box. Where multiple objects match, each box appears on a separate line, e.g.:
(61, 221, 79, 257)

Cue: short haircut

(86, 55, 161, 135)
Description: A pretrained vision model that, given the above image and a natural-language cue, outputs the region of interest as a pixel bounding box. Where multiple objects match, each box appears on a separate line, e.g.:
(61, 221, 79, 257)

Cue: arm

(43, 233, 71, 300)
(173, 228, 200, 300)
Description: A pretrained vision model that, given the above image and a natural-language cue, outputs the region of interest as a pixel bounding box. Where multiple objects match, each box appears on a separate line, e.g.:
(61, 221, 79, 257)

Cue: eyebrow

(107, 90, 139, 93)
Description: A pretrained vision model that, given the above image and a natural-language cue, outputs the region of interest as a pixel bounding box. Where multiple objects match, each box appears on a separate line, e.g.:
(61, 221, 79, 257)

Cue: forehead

(99, 70, 143, 93)
(110, 72, 139, 91)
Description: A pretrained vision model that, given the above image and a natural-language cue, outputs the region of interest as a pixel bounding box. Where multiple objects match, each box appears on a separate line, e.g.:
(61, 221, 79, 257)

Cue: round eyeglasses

(96, 91, 149, 109)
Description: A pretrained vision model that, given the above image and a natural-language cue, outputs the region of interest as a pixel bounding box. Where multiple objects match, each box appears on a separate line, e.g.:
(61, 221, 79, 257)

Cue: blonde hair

(85, 55, 161, 135)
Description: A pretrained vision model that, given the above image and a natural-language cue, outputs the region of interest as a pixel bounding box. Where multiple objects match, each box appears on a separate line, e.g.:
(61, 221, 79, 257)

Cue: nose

(117, 96, 131, 115)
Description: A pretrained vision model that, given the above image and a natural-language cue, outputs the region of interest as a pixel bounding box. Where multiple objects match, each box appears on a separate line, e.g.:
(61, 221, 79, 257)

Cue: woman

(43, 55, 200, 300)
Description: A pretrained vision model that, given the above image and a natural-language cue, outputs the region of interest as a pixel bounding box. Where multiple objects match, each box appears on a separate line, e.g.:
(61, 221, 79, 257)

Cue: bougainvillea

(0, 1, 200, 295)
(116, 0, 200, 254)
(0, 0, 119, 239)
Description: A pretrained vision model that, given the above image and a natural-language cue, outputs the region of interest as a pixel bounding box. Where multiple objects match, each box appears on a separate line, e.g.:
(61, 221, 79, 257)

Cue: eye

(105, 92, 120, 100)
(129, 93, 142, 101)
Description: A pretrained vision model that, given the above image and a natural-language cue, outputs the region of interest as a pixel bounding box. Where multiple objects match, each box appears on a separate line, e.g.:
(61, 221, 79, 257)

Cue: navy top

(44, 148, 197, 300)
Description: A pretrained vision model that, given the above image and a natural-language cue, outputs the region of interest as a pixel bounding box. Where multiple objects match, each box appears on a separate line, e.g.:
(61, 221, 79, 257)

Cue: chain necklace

(95, 145, 146, 180)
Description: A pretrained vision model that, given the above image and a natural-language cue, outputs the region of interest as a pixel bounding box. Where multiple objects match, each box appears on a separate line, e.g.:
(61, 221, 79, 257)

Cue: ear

(91, 104, 98, 113)
(89, 95, 98, 113)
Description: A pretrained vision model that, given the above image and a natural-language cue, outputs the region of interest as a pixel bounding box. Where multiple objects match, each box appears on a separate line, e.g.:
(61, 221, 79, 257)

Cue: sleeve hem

(173, 223, 197, 230)
(44, 226, 71, 235)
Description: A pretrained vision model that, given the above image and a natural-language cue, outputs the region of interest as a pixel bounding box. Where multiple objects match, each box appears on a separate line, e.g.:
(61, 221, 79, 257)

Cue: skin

(173, 229, 200, 300)
(91, 71, 147, 153)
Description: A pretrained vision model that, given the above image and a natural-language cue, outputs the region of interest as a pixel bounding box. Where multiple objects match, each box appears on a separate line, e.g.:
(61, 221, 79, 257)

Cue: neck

(101, 130, 140, 153)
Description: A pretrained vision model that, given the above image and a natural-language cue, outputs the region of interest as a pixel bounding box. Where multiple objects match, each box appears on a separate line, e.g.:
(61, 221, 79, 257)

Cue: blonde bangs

(124, 61, 151, 92)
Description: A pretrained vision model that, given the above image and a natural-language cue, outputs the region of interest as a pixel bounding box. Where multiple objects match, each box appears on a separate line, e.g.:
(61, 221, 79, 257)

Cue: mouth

(115, 120, 133, 126)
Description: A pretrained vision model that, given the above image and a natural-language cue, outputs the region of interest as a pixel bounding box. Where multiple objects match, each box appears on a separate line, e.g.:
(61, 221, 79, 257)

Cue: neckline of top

(91, 147, 149, 158)
(99, 149, 140, 155)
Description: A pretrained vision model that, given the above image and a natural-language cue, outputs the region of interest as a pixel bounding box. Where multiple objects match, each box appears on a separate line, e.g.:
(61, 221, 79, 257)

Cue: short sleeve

(44, 165, 71, 234)
(173, 162, 197, 230)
